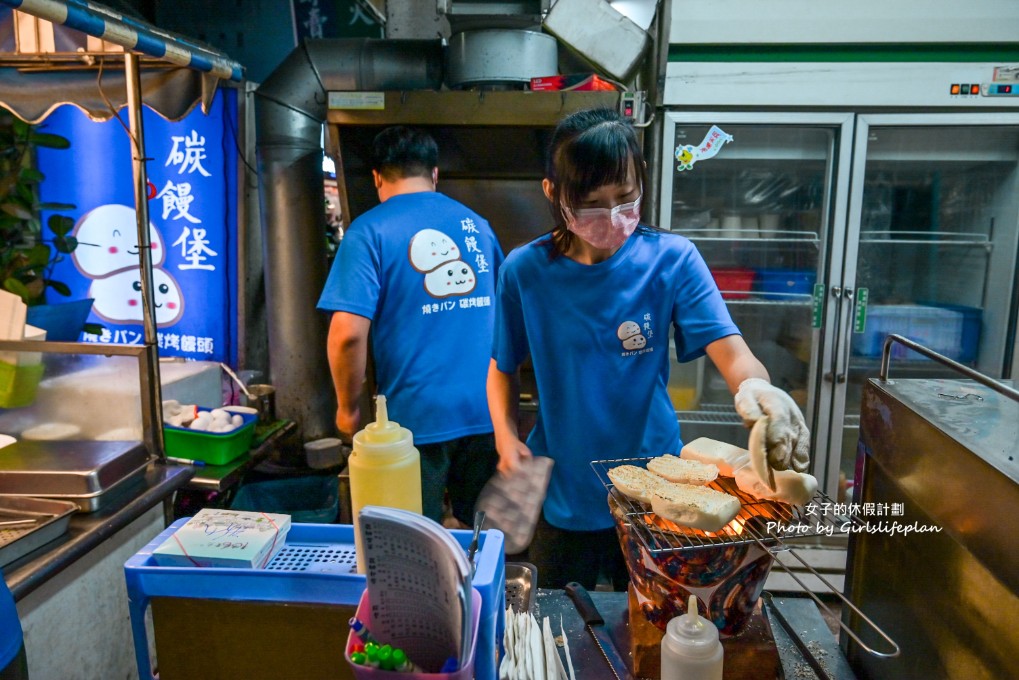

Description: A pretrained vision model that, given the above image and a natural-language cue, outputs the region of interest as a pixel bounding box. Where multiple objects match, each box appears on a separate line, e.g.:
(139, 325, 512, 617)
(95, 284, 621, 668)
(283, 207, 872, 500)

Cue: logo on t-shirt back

(408, 228, 476, 298)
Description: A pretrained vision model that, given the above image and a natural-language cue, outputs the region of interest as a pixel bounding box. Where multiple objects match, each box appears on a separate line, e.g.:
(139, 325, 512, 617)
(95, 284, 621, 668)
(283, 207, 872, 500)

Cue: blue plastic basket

(755, 268, 816, 300)
(124, 520, 505, 680)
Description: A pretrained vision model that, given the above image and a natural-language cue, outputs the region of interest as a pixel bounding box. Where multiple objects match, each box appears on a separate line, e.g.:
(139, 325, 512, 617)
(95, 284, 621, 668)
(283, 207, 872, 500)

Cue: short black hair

(545, 108, 648, 255)
(370, 126, 438, 181)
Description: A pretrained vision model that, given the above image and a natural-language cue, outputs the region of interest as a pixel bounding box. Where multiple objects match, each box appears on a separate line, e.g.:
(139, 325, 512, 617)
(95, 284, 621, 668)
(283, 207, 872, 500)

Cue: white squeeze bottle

(348, 395, 422, 573)
(661, 595, 724, 680)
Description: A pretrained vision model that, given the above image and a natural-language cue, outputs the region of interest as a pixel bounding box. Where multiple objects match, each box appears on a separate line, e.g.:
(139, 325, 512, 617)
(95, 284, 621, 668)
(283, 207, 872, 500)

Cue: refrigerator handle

(824, 286, 845, 383)
(836, 287, 856, 384)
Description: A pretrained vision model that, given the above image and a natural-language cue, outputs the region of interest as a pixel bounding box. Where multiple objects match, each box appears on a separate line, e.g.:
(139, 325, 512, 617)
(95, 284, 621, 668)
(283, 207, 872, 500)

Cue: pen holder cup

(345, 588, 481, 679)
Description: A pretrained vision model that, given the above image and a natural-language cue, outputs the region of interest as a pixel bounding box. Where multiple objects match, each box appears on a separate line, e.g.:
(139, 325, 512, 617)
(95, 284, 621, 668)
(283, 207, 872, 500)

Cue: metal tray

(0, 495, 78, 569)
(505, 561, 537, 614)
(0, 440, 151, 511)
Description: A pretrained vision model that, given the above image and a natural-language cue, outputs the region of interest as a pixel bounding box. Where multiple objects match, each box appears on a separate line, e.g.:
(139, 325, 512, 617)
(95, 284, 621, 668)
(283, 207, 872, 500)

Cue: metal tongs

(466, 510, 485, 575)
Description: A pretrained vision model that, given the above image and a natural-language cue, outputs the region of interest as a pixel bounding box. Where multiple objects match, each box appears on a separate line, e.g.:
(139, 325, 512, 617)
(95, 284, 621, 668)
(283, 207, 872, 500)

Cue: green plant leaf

(1, 202, 33, 220)
(47, 280, 71, 296)
(2, 277, 31, 302)
(53, 234, 78, 254)
(48, 214, 75, 236)
(40, 202, 75, 212)
(83, 322, 105, 337)
(15, 182, 35, 205)
(11, 118, 29, 137)
(29, 132, 71, 149)
(19, 167, 44, 183)
(26, 243, 50, 267)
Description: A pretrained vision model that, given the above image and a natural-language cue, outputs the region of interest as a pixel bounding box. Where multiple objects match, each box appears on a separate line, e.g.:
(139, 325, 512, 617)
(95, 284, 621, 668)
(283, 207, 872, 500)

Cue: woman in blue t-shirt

(487, 107, 810, 589)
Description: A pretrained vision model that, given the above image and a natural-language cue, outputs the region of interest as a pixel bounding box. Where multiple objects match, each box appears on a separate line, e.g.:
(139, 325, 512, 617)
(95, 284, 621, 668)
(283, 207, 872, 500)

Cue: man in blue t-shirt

(318, 126, 504, 525)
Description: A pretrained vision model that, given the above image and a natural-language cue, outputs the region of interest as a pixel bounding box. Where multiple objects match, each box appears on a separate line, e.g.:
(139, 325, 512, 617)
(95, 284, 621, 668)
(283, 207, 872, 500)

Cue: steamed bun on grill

(649, 483, 741, 532)
(607, 464, 668, 504)
(647, 454, 719, 486)
(680, 437, 750, 477)
(735, 466, 818, 507)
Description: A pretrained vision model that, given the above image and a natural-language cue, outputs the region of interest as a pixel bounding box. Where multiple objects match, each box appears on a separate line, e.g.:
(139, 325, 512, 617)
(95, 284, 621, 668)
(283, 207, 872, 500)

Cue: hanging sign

(37, 89, 239, 364)
(675, 125, 734, 172)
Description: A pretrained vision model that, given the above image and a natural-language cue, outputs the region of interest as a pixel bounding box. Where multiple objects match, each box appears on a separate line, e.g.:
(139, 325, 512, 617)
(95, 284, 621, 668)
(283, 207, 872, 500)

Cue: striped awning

(0, 0, 243, 81)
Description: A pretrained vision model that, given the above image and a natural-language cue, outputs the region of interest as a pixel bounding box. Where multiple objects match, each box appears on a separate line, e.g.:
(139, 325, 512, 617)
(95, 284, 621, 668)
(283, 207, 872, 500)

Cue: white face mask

(565, 194, 642, 250)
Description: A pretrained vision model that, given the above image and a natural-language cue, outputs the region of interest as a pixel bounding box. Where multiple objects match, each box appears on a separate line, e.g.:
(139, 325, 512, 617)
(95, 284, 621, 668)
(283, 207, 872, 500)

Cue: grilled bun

(607, 464, 668, 504)
(649, 483, 741, 532)
(647, 454, 719, 486)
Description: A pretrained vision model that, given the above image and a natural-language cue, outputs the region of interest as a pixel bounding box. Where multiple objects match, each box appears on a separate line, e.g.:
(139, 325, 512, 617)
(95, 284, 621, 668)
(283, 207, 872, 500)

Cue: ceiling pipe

(254, 38, 443, 440)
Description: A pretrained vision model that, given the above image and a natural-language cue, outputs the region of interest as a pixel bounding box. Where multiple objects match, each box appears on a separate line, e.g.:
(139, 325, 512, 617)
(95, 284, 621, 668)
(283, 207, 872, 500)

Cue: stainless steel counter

(4, 462, 192, 600)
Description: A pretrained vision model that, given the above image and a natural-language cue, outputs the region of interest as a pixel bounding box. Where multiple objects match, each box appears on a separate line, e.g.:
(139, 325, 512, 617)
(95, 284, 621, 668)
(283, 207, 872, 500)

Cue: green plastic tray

(163, 409, 257, 465)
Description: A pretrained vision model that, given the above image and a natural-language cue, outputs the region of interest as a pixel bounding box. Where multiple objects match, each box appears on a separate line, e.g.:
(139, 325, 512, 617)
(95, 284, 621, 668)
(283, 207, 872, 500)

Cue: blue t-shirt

(318, 192, 504, 445)
(492, 229, 739, 531)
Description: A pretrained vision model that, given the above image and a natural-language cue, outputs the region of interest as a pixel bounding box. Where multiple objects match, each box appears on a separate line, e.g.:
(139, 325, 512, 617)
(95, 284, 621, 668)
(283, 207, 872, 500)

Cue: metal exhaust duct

(255, 39, 443, 440)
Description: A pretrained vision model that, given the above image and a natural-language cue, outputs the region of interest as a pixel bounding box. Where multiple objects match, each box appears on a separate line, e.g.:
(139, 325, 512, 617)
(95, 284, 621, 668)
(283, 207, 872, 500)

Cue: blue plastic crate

(755, 268, 816, 300)
(125, 520, 505, 680)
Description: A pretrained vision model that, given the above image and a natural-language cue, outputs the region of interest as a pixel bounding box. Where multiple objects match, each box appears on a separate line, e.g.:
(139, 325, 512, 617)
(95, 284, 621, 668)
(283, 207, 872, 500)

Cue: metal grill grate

(264, 541, 357, 574)
(593, 456, 900, 664)
(592, 456, 862, 555)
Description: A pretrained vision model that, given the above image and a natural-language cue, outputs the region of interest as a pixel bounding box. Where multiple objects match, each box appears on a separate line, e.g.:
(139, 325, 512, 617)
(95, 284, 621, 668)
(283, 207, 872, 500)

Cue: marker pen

(349, 616, 379, 645)
(165, 456, 207, 467)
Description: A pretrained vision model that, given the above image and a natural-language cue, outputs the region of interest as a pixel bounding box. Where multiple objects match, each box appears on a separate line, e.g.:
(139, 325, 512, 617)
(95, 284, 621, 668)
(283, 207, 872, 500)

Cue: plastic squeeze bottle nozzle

(660, 595, 724, 680)
(348, 395, 422, 573)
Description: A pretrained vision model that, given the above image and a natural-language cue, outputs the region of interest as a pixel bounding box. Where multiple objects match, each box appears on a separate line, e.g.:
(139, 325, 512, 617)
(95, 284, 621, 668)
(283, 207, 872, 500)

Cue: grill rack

(592, 456, 900, 668)
(592, 456, 862, 555)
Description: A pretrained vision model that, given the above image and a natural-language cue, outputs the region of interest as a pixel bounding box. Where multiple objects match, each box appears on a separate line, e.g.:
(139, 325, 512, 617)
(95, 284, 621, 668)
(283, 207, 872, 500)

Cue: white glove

(734, 378, 810, 473)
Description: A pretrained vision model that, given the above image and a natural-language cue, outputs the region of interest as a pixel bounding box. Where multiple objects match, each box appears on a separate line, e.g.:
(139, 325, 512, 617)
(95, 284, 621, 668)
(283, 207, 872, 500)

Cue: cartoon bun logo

(408, 228, 475, 298)
(424, 261, 476, 298)
(72, 204, 165, 278)
(89, 267, 185, 326)
(409, 229, 461, 273)
(70, 203, 185, 329)
(617, 320, 647, 351)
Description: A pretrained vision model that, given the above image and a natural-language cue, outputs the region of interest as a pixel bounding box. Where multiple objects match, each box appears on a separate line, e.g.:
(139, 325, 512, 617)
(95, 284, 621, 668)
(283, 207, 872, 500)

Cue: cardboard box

(152, 508, 291, 569)
(530, 73, 619, 91)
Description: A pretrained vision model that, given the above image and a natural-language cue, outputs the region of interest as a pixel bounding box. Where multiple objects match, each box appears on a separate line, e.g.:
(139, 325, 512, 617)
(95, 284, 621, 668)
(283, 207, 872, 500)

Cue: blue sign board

(37, 88, 239, 365)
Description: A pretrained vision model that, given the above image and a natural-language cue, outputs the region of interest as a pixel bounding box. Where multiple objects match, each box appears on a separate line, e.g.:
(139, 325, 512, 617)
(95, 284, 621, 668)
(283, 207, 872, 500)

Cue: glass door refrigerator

(659, 112, 1019, 500)
(832, 114, 1019, 497)
(659, 112, 855, 494)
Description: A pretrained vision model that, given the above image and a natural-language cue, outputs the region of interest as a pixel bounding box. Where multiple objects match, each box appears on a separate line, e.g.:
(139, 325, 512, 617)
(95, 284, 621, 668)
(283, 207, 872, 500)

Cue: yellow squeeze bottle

(349, 394, 422, 573)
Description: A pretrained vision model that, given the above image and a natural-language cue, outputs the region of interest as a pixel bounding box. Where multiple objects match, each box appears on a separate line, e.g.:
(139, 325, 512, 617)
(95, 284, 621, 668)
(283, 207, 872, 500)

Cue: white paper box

(152, 508, 292, 569)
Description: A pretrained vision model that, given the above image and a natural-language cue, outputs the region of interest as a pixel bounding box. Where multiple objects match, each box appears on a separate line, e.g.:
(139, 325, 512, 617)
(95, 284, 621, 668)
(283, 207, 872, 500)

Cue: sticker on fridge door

(675, 126, 734, 172)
